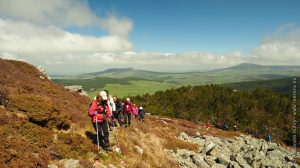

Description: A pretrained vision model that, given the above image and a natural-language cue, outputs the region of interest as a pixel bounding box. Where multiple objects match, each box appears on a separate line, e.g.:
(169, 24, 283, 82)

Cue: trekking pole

(114, 129, 121, 154)
(95, 116, 100, 152)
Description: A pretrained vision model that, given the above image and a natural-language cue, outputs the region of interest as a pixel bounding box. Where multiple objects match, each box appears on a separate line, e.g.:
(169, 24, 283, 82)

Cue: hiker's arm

(88, 101, 98, 116)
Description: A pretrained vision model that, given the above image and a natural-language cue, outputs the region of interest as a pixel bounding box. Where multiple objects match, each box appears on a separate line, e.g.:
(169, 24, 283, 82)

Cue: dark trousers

(139, 113, 145, 121)
(93, 120, 110, 148)
(123, 112, 131, 125)
(113, 110, 123, 126)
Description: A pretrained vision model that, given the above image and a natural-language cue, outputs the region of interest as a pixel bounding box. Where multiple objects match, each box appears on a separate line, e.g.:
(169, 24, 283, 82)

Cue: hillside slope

(0, 59, 298, 167)
(0, 59, 240, 167)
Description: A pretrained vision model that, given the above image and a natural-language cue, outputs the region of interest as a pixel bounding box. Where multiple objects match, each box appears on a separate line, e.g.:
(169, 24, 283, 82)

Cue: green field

(87, 80, 175, 98)
(52, 63, 300, 99)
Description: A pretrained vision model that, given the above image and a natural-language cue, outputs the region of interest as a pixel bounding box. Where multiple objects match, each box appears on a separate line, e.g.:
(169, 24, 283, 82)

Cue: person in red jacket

(123, 97, 133, 127)
(89, 92, 112, 151)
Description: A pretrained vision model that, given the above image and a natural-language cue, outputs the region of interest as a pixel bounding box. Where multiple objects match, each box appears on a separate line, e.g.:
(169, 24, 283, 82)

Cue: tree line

(132, 84, 298, 145)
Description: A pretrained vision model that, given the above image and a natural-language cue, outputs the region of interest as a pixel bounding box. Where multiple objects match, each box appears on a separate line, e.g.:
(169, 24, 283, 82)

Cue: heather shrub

(6, 94, 71, 129)
(53, 133, 95, 159)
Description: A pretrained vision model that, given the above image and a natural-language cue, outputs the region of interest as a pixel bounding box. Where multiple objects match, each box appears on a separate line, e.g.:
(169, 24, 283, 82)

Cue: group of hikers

(88, 90, 145, 151)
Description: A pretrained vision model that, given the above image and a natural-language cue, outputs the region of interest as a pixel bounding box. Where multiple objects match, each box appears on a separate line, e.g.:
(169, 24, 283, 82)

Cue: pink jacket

(123, 102, 133, 113)
(133, 107, 138, 115)
(88, 100, 111, 123)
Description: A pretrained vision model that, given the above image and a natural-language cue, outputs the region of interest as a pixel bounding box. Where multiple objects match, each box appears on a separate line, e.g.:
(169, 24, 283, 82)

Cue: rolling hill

(53, 63, 300, 98)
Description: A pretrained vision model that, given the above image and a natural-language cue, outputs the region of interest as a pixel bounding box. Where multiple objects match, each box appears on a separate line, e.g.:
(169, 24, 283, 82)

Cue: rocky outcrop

(65, 85, 88, 96)
(168, 133, 298, 168)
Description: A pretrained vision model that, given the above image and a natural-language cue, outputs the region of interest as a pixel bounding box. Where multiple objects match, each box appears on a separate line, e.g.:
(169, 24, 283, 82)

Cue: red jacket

(123, 102, 133, 113)
(88, 100, 112, 123)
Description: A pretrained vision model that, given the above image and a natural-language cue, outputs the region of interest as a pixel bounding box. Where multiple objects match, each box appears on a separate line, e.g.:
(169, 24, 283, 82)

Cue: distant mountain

(52, 63, 300, 80)
(77, 67, 174, 80)
(52, 63, 300, 95)
(207, 63, 300, 74)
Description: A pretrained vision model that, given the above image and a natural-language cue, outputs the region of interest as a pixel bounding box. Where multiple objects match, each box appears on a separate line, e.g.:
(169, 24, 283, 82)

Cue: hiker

(233, 125, 237, 131)
(266, 133, 272, 142)
(103, 90, 116, 129)
(88, 92, 113, 151)
(205, 121, 211, 131)
(132, 104, 139, 119)
(138, 106, 145, 122)
(223, 123, 230, 131)
(113, 96, 124, 127)
(123, 98, 133, 127)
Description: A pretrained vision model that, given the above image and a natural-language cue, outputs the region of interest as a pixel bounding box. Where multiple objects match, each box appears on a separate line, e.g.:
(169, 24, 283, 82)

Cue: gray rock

(48, 165, 58, 168)
(216, 154, 231, 166)
(243, 152, 253, 165)
(191, 155, 210, 168)
(204, 155, 217, 167)
(229, 161, 241, 168)
(216, 154, 231, 167)
(267, 142, 278, 151)
(211, 163, 227, 168)
(284, 155, 294, 162)
(177, 149, 195, 159)
(261, 158, 283, 167)
(250, 160, 262, 168)
(134, 145, 144, 155)
(190, 138, 206, 146)
(178, 158, 197, 168)
(283, 162, 298, 168)
(234, 154, 251, 168)
(209, 147, 220, 157)
(266, 149, 283, 160)
(108, 163, 116, 168)
(58, 159, 81, 168)
(260, 143, 268, 152)
(251, 150, 265, 160)
(195, 132, 201, 138)
(178, 132, 189, 141)
(202, 142, 216, 154)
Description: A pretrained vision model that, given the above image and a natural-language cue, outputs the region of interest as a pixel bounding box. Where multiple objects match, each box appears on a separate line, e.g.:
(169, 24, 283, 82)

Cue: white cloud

(249, 26, 300, 65)
(0, 0, 299, 74)
(100, 15, 133, 38)
(0, 0, 133, 39)
(0, 0, 98, 27)
(0, 19, 133, 54)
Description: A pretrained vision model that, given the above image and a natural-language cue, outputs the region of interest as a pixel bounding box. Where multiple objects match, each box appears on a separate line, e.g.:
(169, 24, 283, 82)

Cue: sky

(0, 0, 299, 74)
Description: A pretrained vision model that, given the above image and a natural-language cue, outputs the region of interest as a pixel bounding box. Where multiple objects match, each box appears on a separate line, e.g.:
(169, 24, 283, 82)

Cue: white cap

(139, 107, 143, 110)
(126, 98, 130, 102)
(100, 91, 107, 100)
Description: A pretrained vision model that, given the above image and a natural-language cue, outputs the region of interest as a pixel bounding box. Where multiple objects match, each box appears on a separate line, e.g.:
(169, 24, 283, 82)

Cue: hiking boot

(105, 146, 113, 152)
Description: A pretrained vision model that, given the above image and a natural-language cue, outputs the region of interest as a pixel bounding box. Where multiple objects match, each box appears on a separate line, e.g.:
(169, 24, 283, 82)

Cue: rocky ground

(167, 132, 298, 168)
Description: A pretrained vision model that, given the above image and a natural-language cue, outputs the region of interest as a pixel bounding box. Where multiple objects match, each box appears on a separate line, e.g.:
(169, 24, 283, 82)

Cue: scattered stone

(229, 161, 241, 168)
(284, 155, 294, 162)
(216, 154, 231, 166)
(108, 163, 117, 168)
(191, 155, 210, 168)
(58, 159, 81, 168)
(171, 132, 299, 168)
(234, 154, 252, 168)
(65, 85, 88, 96)
(48, 165, 58, 168)
(204, 155, 216, 167)
(178, 132, 189, 141)
(134, 145, 144, 155)
(210, 147, 221, 157)
(202, 142, 216, 154)
(211, 163, 227, 168)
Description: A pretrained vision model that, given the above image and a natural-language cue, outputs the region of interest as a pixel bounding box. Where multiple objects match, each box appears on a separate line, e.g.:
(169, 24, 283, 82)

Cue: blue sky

(0, 0, 299, 74)
(80, 0, 300, 53)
